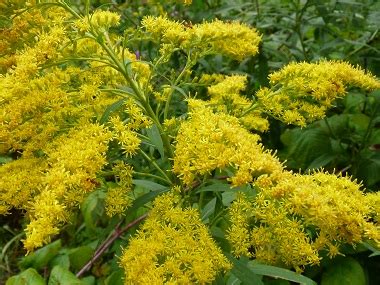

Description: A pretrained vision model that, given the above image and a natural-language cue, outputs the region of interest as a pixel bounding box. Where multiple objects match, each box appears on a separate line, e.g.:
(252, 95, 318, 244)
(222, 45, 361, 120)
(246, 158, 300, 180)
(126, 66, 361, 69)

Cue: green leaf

(81, 190, 105, 233)
(222, 191, 237, 207)
(19, 240, 62, 270)
(249, 262, 317, 285)
(225, 254, 264, 285)
(68, 246, 94, 271)
(104, 270, 124, 285)
(0, 155, 12, 164)
(281, 127, 333, 170)
(99, 98, 127, 124)
(356, 152, 380, 186)
(264, 280, 291, 285)
(6, 268, 45, 285)
(201, 197, 216, 222)
(306, 153, 335, 171)
(146, 124, 164, 158)
(126, 187, 169, 215)
(132, 179, 167, 191)
(50, 254, 70, 270)
(348, 114, 370, 134)
(48, 265, 84, 285)
(81, 276, 95, 285)
(362, 242, 380, 257)
(321, 257, 366, 285)
(196, 183, 231, 193)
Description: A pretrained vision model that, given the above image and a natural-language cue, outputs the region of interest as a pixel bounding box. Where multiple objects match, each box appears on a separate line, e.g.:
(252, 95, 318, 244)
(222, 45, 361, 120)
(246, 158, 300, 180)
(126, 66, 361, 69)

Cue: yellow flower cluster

(109, 100, 152, 157)
(142, 16, 261, 60)
(173, 99, 282, 186)
(0, 3, 67, 72)
(227, 171, 380, 272)
(0, 158, 47, 215)
(105, 162, 134, 217)
(366, 192, 380, 223)
(207, 75, 269, 131)
(256, 60, 380, 126)
(0, 2, 150, 252)
(0, 66, 115, 157)
(23, 123, 113, 252)
(90, 10, 121, 31)
(120, 191, 231, 284)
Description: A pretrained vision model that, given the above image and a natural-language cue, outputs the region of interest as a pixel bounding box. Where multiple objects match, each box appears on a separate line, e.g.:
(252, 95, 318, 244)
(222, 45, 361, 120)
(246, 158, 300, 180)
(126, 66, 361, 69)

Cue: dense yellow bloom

(120, 191, 231, 284)
(227, 171, 380, 271)
(142, 16, 261, 60)
(173, 99, 282, 186)
(366, 192, 380, 223)
(207, 75, 269, 131)
(105, 162, 134, 217)
(0, 158, 47, 215)
(105, 187, 133, 217)
(0, 3, 66, 72)
(187, 20, 261, 60)
(23, 123, 113, 251)
(90, 10, 121, 31)
(113, 161, 134, 188)
(110, 116, 142, 157)
(257, 60, 380, 126)
(142, 15, 187, 44)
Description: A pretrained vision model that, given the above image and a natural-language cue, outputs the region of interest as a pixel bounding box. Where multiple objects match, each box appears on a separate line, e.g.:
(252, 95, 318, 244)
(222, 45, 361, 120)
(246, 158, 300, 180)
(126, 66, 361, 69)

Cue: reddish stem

(76, 213, 148, 278)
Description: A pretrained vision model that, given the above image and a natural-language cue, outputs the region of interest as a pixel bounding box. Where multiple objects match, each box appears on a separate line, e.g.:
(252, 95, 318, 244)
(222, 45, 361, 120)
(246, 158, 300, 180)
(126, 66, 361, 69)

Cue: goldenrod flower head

(227, 191, 320, 272)
(208, 75, 247, 99)
(24, 191, 68, 252)
(23, 123, 112, 251)
(142, 16, 261, 61)
(228, 171, 380, 271)
(113, 161, 134, 187)
(0, 158, 46, 215)
(197, 73, 226, 85)
(105, 186, 132, 217)
(124, 100, 152, 130)
(281, 172, 378, 246)
(257, 60, 380, 126)
(90, 10, 120, 31)
(142, 15, 187, 44)
(207, 75, 269, 131)
(173, 100, 282, 186)
(110, 115, 142, 157)
(189, 20, 261, 60)
(366, 192, 380, 222)
(120, 191, 231, 284)
(74, 18, 91, 33)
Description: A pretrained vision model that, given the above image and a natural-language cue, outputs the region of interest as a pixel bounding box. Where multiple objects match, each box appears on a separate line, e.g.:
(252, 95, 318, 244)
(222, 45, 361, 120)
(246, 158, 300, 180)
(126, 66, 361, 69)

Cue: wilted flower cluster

(256, 60, 380, 126)
(120, 190, 231, 284)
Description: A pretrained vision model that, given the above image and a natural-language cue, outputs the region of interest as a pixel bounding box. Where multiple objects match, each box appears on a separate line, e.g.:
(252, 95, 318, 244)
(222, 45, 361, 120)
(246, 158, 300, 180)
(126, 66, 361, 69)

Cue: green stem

(239, 103, 259, 118)
(163, 55, 193, 121)
(294, 0, 310, 61)
(95, 32, 174, 159)
(133, 172, 172, 185)
(139, 149, 173, 185)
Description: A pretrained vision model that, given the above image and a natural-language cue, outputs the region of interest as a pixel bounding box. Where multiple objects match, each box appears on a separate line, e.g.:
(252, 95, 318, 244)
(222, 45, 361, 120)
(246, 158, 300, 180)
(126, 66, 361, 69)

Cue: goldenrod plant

(1, 0, 380, 284)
